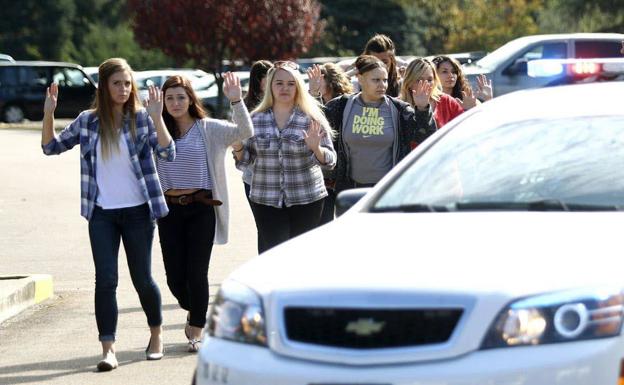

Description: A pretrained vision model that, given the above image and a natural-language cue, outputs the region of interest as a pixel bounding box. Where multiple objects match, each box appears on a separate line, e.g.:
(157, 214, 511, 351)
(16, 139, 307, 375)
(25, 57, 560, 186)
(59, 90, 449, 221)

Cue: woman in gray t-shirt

(324, 55, 438, 193)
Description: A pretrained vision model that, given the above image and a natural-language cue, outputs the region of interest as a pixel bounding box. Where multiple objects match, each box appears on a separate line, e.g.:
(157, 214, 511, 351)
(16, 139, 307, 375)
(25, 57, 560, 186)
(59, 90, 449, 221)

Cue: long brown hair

(95, 58, 141, 160)
(433, 55, 471, 100)
(244, 60, 273, 110)
(320, 62, 353, 100)
(161, 75, 207, 139)
(363, 34, 400, 97)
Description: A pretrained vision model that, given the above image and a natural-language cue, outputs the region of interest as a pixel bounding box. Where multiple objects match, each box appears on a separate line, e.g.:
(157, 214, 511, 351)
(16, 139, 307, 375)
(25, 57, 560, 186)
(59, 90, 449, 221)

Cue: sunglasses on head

(273, 60, 300, 71)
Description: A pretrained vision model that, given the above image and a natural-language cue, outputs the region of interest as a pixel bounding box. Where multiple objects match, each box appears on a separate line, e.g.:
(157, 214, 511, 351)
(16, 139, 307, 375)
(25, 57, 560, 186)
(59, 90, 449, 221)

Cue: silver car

(465, 33, 624, 96)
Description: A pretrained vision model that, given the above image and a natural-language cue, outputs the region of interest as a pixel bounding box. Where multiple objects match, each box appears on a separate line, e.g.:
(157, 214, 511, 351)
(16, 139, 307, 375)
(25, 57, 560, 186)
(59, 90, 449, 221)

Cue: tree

(0, 0, 76, 60)
(308, 0, 425, 57)
(406, 0, 542, 55)
(128, 0, 324, 117)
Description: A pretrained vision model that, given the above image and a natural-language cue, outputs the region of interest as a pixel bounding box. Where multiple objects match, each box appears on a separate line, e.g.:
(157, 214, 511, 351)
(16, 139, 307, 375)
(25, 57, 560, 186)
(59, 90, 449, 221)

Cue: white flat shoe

(96, 352, 118, 372)
(146, 339, 164, 360)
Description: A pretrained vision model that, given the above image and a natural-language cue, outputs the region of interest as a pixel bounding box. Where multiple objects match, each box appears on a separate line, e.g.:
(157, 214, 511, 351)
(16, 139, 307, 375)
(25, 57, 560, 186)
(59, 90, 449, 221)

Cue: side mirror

(335, 188, 372, 217)
(503, 59, 528, 76)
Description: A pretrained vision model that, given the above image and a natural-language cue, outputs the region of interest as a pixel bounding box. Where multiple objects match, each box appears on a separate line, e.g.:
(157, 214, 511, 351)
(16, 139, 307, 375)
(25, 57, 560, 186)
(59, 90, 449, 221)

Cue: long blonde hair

(253, 65, 334, 138)
(400, 58, 443, 106)
(94, 58, 142, 159)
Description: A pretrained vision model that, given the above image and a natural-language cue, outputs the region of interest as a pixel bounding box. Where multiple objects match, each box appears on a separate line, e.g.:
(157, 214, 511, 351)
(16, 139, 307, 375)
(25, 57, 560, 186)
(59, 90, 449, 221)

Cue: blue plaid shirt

(42, 109, 175, 220)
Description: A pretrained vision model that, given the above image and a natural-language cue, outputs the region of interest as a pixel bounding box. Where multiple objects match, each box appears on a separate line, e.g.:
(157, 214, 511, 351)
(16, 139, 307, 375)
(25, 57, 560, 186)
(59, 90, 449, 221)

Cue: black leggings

(157, 202, 216, 328)
(244, 182, 266, 254)
(249, 199, 324, 254)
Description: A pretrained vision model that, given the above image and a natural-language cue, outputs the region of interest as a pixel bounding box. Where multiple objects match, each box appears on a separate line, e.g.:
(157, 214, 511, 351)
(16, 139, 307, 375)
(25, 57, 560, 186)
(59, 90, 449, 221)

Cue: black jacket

(324, 94, 437, 192)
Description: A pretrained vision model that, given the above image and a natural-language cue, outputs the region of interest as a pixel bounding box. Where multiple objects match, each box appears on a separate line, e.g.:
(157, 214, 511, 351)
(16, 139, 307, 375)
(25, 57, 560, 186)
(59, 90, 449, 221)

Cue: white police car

(194, 81, 624, 385)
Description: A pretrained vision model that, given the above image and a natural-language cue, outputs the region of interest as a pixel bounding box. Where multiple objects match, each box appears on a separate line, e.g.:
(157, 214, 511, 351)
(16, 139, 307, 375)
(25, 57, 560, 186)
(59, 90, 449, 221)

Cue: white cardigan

(198, 103, 253, 244)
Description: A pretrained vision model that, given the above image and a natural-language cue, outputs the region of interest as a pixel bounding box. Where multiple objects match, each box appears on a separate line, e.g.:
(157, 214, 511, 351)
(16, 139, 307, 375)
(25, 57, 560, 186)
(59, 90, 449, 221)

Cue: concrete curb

(0, 274, 54, 324)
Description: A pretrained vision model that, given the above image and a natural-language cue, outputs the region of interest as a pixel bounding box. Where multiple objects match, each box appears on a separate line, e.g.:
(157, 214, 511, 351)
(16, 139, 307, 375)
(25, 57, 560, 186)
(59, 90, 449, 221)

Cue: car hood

(462, 64, 491, 76)
(231, 212, 624, 298)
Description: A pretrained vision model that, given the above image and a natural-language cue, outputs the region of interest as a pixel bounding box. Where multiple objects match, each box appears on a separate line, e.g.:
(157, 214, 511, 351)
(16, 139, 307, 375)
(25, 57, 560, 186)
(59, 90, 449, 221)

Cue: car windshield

(372, 114, 624, 212)
(473, 37, 535, 71)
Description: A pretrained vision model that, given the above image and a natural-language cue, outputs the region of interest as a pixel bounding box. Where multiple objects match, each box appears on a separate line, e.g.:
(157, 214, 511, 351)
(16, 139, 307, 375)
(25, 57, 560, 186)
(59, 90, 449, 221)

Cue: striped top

(156, 121, 212, 191)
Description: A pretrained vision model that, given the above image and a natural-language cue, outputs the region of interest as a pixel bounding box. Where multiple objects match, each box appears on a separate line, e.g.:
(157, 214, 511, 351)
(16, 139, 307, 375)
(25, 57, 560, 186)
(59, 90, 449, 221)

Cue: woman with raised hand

(307, 62, 353, 223)
(156, 72, 252, 353)
(235, 60, 336, 253)
(401, 57, 466, 129)
(325, 55, 437, 194)
(237, 60, 272, 253)
(340, 34, 405, 97)
(41, 58, 173, 371)
(432, 55, 493, 110)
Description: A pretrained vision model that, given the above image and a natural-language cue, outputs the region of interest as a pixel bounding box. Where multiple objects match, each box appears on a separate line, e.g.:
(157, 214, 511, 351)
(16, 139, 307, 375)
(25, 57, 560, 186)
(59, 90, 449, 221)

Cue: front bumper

(195, 336, 623, 385)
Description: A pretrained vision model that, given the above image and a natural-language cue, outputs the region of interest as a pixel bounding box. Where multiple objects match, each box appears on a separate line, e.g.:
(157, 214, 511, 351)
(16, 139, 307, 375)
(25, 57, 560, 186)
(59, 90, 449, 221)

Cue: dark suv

(0, 61, 96, 123)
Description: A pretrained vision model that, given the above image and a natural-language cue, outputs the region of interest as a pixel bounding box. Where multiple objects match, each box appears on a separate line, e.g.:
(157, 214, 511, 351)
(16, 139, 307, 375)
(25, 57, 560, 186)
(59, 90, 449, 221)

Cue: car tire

(2, 104, 25, 123)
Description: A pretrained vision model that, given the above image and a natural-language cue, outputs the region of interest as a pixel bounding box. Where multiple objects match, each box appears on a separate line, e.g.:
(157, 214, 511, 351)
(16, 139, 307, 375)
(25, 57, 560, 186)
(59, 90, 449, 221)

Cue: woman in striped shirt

(155, 73, 253, 352)
(234, 61, 336, 253)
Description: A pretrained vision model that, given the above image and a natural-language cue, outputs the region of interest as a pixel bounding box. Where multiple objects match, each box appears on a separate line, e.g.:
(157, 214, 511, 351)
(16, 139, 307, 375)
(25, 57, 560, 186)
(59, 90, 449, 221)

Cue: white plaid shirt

(237, 108, 336, 208)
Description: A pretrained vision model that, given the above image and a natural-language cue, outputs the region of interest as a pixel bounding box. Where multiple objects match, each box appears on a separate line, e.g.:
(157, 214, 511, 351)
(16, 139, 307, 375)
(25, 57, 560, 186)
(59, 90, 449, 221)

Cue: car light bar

(528, 58, 624, 78)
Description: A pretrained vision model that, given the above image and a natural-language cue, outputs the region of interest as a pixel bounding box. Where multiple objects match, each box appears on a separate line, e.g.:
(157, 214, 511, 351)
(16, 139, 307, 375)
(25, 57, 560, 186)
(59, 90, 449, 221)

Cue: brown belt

(164, 190, 222, 206)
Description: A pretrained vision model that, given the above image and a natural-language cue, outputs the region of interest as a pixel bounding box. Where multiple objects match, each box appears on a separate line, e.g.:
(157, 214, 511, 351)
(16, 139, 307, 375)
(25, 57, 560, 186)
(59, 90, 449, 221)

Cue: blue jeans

(88, 203, 162, 342)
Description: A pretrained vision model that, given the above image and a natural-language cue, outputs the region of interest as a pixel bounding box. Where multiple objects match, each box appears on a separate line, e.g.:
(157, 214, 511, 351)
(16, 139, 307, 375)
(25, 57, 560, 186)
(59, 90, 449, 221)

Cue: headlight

(481, 287, 624, 349)
(206, 280, 267, 346)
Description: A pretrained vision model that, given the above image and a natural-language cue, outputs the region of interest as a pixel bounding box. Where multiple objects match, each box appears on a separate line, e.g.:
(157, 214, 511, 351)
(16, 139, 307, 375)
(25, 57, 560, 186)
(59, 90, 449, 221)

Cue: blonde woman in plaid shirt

(233, 61, 336, 253)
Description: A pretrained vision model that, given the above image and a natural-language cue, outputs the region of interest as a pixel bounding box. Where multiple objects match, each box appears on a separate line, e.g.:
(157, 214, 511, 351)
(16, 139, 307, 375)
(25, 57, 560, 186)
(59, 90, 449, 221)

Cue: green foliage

(407, 0, 542, 55)
(77, 22, 175, 69)
(0, 0, 76, 60)
(308, 0, 425, 57)
(539, 0, 624, 33)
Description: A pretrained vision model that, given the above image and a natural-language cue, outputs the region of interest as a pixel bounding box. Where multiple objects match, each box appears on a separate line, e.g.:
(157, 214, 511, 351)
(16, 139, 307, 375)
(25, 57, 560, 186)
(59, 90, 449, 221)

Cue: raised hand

(223, 71, 242, 102)
(306, 64, 322, 96)
(411, 80, 433, 110)
(44, 83, 58, 115)
(303, 120, 323, 152)
(145, 85, 163, 119)
(459, 86, 478, 110)
(476, 74, 493, 101)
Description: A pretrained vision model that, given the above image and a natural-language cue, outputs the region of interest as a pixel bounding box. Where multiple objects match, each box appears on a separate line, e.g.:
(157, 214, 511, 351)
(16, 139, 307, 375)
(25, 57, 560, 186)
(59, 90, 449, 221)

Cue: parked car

(193, 71, 249, 117)
(134, 68, 213, 101)
(193, 81, 624, 385)
(426, 51, 488, 65)
(0, 53, 15, 62)
(0, 61, 96, 123)
(83, 66, 99, 84)
(464, 33, 624, 96)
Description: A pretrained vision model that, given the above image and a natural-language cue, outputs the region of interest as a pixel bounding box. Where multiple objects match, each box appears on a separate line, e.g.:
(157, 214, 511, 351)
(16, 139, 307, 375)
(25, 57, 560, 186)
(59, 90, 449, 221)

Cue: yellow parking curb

(31, 274, 54, 304)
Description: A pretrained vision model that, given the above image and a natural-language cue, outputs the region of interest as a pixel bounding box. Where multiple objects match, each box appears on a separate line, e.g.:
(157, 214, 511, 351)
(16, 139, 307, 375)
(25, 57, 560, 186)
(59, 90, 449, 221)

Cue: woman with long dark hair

(237, 60, 272, 253)
(156, 73, 252, 352)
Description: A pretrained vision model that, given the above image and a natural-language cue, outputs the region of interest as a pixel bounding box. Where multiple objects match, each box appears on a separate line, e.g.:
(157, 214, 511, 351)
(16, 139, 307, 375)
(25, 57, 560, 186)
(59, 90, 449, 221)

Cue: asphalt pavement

(0, 127, 258, 385)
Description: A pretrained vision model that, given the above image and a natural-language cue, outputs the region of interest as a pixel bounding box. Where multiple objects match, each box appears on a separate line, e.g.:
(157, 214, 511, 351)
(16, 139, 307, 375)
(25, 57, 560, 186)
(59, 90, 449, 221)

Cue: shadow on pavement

(0, 344, 198, 384)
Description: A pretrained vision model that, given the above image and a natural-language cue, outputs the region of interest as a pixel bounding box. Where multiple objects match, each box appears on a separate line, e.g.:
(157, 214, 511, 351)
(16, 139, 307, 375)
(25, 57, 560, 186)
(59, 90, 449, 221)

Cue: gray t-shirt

(343, 96, 395, 184)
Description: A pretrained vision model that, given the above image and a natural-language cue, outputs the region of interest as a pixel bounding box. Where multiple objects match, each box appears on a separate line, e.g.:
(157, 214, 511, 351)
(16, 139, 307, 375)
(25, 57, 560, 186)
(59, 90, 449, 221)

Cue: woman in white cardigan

(155, 73, 252, 352)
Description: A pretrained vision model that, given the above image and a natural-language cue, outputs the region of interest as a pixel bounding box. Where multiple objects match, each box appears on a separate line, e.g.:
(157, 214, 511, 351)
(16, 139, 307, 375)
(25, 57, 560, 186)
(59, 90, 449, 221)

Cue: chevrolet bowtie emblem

(345, 318, 385, 336)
